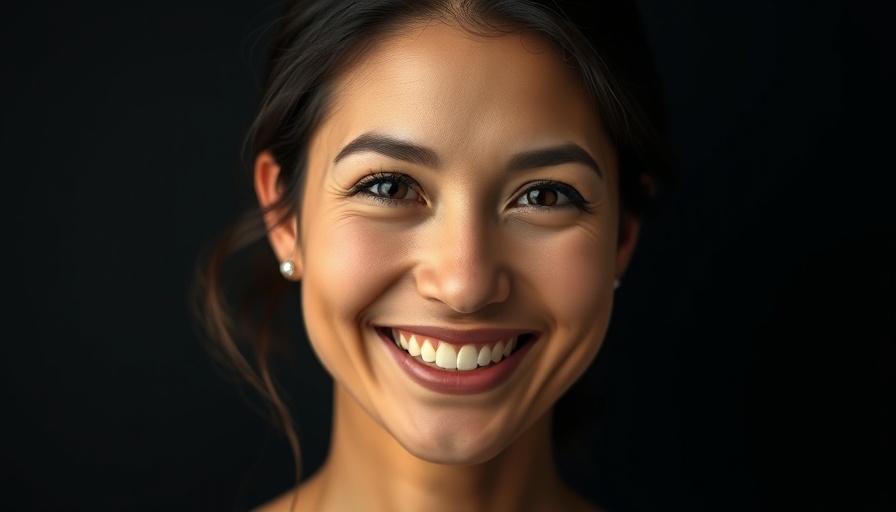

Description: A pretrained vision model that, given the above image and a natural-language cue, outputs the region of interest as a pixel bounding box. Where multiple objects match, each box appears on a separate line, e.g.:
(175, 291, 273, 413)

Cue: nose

(414, 207, 511, 314)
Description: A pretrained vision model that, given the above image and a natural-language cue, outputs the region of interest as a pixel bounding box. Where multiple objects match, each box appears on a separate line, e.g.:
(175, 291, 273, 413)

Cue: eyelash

(347, 172, 592, 212)
(516, 180, 592, 212)
(347, 172, 422, 206)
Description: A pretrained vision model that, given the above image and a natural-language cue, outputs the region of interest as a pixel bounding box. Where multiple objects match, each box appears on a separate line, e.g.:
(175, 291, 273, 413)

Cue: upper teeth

(393, 329, 518, 371)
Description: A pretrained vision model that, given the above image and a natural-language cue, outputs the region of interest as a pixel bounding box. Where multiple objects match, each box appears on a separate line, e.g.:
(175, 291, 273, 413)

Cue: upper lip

(383, 325, 537, 345)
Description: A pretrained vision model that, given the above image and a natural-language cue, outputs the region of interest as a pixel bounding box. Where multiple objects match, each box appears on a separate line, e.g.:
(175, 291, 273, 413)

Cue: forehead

(318, 20, 611, 167)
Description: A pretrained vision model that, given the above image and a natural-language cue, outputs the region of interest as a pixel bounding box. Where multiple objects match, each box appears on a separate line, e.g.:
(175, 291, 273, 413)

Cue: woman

(196, 0, 676, 510)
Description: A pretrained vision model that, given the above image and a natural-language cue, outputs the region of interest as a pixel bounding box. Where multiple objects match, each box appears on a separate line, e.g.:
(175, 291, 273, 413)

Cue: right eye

(350, 172, 423, 205)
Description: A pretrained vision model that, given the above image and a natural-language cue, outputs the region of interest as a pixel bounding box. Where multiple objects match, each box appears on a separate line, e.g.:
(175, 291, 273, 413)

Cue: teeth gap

(511, 333, 531, 353)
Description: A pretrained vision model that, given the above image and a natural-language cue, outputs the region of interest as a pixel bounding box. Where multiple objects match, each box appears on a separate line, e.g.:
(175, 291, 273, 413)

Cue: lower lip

(377, 329, 537, 394)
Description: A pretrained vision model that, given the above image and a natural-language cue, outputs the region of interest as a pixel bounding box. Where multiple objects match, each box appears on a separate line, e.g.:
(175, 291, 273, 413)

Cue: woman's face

(261, 21, 637, 464)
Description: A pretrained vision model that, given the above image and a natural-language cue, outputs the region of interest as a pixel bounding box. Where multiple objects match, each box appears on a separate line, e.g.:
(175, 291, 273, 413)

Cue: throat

(315, 386, 566, 512)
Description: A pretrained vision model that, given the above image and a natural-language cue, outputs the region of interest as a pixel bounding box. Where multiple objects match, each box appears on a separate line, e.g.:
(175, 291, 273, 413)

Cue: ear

(614, 213, 641, 281)
(254, 150, 303, 280)
(615, 172, 658, 281)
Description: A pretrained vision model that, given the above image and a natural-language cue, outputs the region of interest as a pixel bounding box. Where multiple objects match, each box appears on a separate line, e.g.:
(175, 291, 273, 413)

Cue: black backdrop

(3, 1, 894, 511)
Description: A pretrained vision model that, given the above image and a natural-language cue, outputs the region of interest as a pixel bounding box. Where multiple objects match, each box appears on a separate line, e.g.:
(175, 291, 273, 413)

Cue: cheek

(554, 236, 615, 329)
(305, 220, 394, 316)
(517, 225, 616, 399)
(300, 217, 404, 365)
(518, 225, 616, 330)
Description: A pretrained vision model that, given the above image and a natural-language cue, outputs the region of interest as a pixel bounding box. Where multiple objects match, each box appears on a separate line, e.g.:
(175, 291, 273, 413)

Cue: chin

(397, 428, 512, 466)
(383, 404, 530, 466)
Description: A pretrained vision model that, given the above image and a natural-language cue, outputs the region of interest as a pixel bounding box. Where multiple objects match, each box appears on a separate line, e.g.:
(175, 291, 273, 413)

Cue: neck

(305, 385, 579, 512)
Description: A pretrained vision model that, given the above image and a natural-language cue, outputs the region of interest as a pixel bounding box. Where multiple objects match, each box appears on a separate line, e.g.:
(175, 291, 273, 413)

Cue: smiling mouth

(380, 327, 534, 371)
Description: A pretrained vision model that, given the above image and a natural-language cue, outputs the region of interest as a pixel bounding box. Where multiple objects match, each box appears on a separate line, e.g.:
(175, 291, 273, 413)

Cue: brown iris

(524, 188, 558, 206)
(374, 180, 410, 199)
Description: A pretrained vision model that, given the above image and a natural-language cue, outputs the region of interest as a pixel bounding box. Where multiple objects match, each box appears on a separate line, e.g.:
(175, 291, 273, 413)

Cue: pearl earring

(614, 279, 621, 290)
(279, 260, 296, 279)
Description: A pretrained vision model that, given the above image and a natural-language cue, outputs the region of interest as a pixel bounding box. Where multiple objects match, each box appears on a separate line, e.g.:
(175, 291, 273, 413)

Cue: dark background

(3, 1, 894, 511)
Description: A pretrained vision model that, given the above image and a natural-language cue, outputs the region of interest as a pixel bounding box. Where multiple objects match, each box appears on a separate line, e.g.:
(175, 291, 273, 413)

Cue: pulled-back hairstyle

(193, 0, 676, 488)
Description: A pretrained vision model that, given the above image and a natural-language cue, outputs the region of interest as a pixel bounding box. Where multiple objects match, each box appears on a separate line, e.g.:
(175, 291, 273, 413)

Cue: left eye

(365, 179, 418, 200)
(349, 172, 423, 204)
(515, 181, 587, 209)
(516, 187, 569, 207)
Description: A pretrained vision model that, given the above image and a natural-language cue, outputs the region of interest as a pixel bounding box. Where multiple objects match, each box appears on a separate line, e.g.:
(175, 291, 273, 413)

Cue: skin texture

(255, 20, 639, 512)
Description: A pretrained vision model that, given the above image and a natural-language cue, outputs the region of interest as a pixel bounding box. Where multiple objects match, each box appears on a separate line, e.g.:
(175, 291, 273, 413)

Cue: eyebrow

(506, 144, 603, 178)
(334, 133, 440, 168)
(334, 132, 602, 178)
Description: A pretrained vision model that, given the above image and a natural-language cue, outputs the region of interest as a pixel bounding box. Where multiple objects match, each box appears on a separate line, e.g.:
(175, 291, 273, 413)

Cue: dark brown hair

(193, 0, 677, 486)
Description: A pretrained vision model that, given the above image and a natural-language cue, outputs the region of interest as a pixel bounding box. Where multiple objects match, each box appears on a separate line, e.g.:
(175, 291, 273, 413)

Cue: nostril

(411, 217, 512, 312)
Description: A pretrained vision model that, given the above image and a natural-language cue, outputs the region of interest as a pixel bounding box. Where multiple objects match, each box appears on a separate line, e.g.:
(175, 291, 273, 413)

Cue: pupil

(528, 189, 557, 206)
(378, 181, 407, 198)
